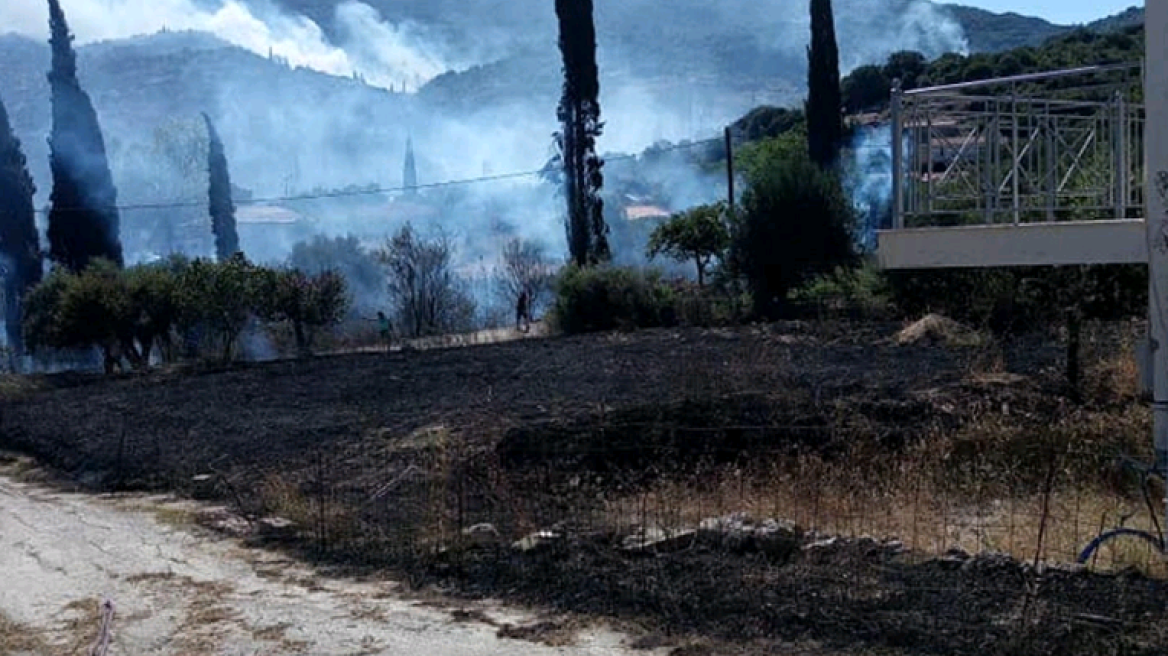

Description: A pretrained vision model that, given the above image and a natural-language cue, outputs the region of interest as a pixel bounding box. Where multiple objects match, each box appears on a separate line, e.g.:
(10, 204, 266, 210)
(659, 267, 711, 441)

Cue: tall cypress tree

(202, 113, 239, 261)
(0, 94, 43, 354)
(45, 0, 123, 271)
(555, 0, 609, 267)
(806, 0, 843, 170)
(403, 136, 418, 197)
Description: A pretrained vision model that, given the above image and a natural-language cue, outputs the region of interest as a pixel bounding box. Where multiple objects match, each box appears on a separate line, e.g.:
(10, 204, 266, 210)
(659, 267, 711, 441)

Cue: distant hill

(941, 5, 1068, 52)
(938, 4, 1143, 53)
(0, 31, 417, 206)
(1084, 6, 1144, 32)
(0, 1, 1146, 207)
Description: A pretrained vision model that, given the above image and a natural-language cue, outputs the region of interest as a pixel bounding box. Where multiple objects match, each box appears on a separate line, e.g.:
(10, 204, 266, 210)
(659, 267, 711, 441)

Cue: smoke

(333, 2, 450, 89)
(833, 0, 969, 71)
(846, 123, 909, 251)
(0, 0, 455, 89)
(706, 0, 968, 73)
(2, 0, 971, 315)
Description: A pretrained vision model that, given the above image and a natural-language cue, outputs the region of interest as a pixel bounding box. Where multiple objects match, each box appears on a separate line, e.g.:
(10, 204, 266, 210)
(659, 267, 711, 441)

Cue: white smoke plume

(1, 0, 971, 314)
(0, 0, 452, 89)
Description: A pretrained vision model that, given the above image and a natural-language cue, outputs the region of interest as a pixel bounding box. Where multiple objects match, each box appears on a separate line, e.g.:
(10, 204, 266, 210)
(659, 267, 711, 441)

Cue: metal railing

(891, 63, 1144, 229)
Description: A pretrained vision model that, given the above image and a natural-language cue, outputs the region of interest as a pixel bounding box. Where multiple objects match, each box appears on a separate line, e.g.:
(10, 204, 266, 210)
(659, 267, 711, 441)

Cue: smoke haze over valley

(0, 0, 1125, 279)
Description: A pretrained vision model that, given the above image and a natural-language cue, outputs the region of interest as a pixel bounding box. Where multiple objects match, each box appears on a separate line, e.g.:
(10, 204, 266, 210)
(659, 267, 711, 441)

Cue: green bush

(551, 265, 676, 334)
(886, 264, 1146, 333)
(174, 254, 262, 361)
(790, 260, 894, 319)
(22, 255, 349, 369)
(254, 267, 350, 354)
(23, 259, 135, 368)
(730, 134, 858, 320)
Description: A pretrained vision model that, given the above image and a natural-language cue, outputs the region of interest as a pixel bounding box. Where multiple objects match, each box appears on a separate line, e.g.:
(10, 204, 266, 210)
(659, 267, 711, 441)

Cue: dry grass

(593, 396, 1166, 577)
(58, 597, 104, 656)
(896, 314, 987, 347)
(257, 471, 360, 554)
(258, 473, 314, 525)
(317, 321, 551, 358)
(0, 374, 49, 402)
(0, 610, 50, 655)
(610, 469, 1165, 573)
(169, 579, 239, 654)
(148, 506, 198, 530)
(1082, 330, 1142, 405)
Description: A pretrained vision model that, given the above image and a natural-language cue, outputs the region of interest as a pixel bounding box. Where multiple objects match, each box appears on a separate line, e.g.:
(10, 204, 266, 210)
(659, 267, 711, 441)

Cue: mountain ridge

(0, 2, 1144, 210)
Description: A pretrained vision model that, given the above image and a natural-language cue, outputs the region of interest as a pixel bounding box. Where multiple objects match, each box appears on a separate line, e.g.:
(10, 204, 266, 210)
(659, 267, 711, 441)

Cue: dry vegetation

(0, 610, 50, 655)
(1, 319, 1166, 654)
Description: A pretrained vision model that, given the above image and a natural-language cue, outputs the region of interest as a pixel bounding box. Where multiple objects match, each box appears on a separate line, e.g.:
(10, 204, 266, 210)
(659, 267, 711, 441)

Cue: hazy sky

(949, 0, 1139, 25)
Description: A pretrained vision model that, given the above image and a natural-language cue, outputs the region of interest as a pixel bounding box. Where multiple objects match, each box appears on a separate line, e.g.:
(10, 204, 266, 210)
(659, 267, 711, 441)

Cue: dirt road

(0, 464, 648, 656)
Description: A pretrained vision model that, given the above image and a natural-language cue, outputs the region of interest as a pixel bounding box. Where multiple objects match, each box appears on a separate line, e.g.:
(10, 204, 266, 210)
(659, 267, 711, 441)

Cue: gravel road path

(0, 463, 647, 656)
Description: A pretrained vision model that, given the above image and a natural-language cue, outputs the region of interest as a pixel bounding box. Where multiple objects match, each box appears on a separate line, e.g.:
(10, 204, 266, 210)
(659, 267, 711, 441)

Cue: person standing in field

(516, 289, 531, 333)
(377, 311, 392, 349)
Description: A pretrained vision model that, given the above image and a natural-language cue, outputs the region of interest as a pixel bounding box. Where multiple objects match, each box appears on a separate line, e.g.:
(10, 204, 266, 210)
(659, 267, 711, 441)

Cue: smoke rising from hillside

(847, 125, 898, 252)
(2, 0, 970, 312)
(1, 0, 454, 89)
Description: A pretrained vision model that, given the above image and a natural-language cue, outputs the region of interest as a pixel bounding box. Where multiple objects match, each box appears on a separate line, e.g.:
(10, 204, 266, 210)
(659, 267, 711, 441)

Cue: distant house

(386, 198, 441, 224)
(235, 204, 315, 264)
(624, 204, 672, 222)
(235, 205, 306, 226)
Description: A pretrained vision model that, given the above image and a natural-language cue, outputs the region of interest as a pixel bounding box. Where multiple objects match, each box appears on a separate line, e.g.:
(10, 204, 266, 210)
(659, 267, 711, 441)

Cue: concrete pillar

(1143, 0, 1168, 532)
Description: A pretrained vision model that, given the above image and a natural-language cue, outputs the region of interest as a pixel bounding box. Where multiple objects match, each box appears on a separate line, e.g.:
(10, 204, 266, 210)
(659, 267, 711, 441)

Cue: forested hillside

(842, 25, 1144, 113)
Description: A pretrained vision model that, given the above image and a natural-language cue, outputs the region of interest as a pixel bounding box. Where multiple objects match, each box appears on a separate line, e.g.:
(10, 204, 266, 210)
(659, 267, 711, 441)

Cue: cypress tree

(806, 0, 844, 170)
(555, 0, 609, 267)
(0, 94, 43, 354)
(202, 113, 239, 261)
(45, 0, 123, 271)
(403, 136, 418, 197)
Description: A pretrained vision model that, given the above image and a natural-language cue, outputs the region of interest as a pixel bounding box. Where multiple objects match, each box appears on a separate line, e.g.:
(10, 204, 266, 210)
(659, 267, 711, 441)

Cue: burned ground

(1, 321, 1164, 655)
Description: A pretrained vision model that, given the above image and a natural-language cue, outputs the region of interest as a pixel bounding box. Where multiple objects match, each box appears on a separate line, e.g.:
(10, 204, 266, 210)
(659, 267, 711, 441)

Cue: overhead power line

(36, 133, 898, 215)
(36, 136, 728, 215)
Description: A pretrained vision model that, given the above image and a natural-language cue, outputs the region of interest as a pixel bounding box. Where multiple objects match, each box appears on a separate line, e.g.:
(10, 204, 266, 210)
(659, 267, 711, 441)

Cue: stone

(257, 516, 298, 542)
(883, 540, 906, 555)
(621, 526, 697, 553)
(511, 530, 563, 554)
(697, 513, 801, 561)
(191, 474, 217, 500)
(462, 523, 500, 548)
(944, 546, 971, 560)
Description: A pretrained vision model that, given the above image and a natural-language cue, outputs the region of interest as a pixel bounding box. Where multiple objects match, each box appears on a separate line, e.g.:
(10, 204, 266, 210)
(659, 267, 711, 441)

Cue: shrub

(886, 264, 1146, 334)
(22, 259, 140, 371)
(551, 265, 676, 334)
(646, 203, 731, 288)
(287, 234, 384, 316)
(378, 223, 476, 338)
(123, 261, 181, 361)
(790, 259, 893, 319)
(730, 135, 858, 319)
(499, 237, 556, 318)
(255, 268, 349, 354)
(174, 253, 261, 361)
(22, 254, 352, 369)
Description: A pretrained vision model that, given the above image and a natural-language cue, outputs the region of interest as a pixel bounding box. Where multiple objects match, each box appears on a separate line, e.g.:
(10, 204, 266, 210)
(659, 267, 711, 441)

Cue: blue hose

(1076, 528, 1164, 564)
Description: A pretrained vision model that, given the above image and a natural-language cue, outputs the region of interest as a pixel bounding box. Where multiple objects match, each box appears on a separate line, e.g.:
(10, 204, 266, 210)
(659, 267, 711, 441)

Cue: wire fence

(167, 433, 1166, 653)
(2, 320, 1165, 653)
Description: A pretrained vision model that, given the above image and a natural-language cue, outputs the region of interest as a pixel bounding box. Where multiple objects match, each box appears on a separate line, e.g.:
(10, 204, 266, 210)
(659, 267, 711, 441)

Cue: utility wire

(35, 136, 727, 215)
(35, 135, 900, 215)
